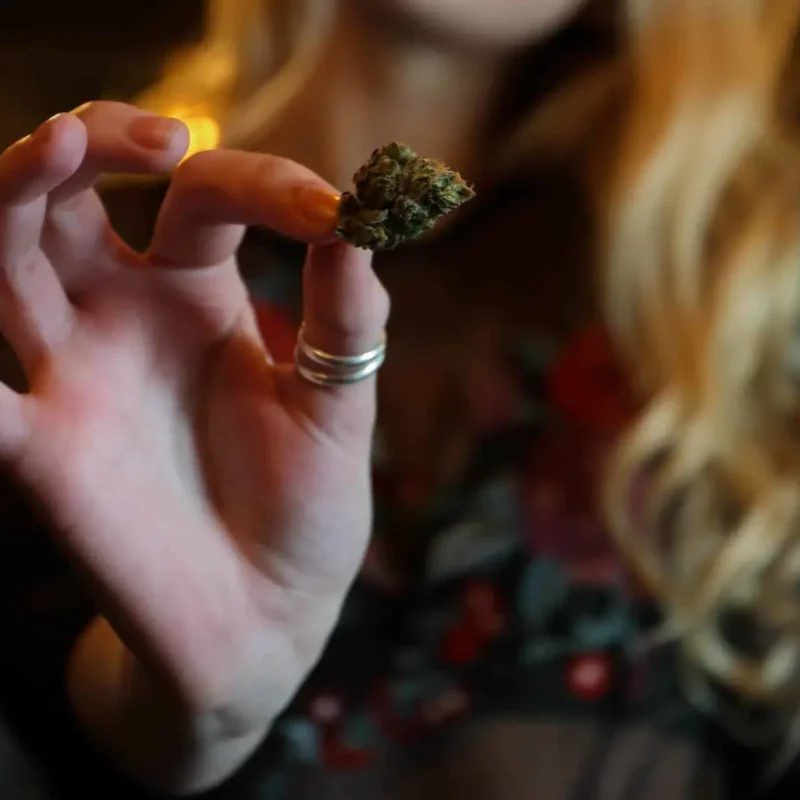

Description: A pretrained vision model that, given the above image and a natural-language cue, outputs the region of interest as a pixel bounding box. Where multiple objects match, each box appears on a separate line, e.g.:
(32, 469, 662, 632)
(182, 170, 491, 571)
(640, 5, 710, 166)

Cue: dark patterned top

(239, 277, 716, 798)
(0, 220, 787, 800)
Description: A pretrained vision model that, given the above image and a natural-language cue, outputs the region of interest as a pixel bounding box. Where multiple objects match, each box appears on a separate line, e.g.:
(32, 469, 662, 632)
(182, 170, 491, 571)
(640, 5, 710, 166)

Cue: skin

(353, 0, 585, 50)
(260, 0, 587, 186)
(0, 103, 387, 793)
(0, 1, 586, 795)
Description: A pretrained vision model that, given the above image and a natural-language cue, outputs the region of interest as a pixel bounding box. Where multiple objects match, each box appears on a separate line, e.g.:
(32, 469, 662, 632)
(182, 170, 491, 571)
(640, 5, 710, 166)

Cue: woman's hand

(0, 102, 388, 792)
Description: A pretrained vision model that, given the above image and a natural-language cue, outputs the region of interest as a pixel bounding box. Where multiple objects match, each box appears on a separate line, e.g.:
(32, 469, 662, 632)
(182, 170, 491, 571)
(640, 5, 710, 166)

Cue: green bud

(336, 142, 476, 250)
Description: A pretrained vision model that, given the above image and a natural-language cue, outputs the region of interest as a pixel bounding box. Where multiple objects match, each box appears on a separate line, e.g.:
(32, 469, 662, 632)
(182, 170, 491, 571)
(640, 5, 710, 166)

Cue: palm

(0, 107, 386, 712)
(19, 250, 369, 699)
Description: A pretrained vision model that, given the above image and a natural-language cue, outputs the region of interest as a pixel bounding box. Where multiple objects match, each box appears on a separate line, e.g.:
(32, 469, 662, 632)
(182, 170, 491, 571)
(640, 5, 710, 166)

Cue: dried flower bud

(336, 142, 476, 250)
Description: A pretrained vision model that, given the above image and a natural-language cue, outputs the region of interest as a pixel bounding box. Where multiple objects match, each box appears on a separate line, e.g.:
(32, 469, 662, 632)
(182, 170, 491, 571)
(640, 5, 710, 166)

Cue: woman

(0, 0, 795, 797)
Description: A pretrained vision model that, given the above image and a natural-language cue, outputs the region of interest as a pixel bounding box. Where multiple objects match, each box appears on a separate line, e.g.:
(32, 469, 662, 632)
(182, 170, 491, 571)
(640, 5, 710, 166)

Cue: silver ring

(295, 324, 387, 387)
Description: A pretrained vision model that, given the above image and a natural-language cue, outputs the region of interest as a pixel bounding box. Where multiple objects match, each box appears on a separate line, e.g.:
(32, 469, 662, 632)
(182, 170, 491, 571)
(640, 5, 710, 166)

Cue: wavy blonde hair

(215, 0, 334, 148)
(598, 0, 800, 745)
(425, 0, 800, 741)
(171, 0, 800, 742)
(132, 0, 333, 152)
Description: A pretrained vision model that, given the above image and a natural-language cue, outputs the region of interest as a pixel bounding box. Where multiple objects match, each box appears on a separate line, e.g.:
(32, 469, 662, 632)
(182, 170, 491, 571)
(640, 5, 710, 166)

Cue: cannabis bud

(336, 142, 476, 250)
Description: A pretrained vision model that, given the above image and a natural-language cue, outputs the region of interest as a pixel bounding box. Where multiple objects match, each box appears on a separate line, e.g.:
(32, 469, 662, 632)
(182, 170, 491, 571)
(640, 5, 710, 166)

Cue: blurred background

(0, 2, 764, 798)
(0, 1, 204, 147)
(0, 5, 242, 796)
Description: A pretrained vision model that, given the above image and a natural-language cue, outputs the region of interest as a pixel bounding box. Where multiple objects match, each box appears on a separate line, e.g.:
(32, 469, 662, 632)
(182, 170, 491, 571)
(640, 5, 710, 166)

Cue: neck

(261, 1, 511, 188)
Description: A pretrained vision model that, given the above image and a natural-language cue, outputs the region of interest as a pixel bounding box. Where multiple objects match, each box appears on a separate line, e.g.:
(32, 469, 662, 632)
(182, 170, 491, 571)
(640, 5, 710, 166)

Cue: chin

(376, 0, 585, 50)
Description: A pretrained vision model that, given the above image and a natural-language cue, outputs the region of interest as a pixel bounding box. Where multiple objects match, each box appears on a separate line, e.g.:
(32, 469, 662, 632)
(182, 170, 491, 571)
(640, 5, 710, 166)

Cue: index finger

(147, 149, 342, 267)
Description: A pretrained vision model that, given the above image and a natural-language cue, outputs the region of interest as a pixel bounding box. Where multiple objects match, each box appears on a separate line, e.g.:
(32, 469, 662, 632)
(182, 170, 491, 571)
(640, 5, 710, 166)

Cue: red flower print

(440, 622, 483, 665)
(566, 653, 612, 701)
(323, 730, 374, 770)
(548, 325, 634, 432)
(463, 581, 506, 637)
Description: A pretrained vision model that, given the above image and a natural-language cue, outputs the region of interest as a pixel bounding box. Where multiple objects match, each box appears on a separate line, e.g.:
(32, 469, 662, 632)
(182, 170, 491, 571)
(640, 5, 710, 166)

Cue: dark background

(0, 0, 203, 147)
(0, 6, 212, 796)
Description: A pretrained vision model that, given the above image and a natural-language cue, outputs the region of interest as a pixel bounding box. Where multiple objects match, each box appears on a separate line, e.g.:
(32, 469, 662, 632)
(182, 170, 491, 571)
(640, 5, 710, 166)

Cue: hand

(0, 103, 389, 789)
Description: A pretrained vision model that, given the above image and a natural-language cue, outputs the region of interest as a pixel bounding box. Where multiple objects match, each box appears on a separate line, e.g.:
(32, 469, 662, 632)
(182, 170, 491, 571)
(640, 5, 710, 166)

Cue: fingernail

(26, 113, 63, 147)
(127, 116, 183, 150)
(294, 185, 342, 234)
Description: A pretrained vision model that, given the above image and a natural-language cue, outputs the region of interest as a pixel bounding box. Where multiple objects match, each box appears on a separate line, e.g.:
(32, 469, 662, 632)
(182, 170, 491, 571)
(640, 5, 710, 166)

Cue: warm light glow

(166, 109, 221, 161)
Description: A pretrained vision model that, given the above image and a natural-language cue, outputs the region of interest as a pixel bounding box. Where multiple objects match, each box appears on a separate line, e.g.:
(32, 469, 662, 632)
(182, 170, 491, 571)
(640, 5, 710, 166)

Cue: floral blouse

(0, 221, 788, 800)
(235, 243, 726, 800)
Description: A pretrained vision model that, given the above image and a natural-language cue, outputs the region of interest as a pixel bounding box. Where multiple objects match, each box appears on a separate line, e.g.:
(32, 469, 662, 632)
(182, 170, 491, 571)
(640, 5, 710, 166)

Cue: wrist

(66, 590, 345, 792)
(67, 618, 273, 794)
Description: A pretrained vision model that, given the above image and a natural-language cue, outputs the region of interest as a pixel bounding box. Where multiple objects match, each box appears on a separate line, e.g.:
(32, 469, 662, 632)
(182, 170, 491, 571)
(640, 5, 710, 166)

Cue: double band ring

(294, 324, 387, 387)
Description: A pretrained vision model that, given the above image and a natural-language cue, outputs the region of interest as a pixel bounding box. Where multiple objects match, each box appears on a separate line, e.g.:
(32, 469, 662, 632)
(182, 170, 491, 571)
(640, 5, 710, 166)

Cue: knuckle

(317, 313, 387, 346)
(315, 280, 391, 344)
(71, 100, 135, 122)
(172, 149, 219, 189)
(318, 317, 364, 342)
(70, 101, 101, 122)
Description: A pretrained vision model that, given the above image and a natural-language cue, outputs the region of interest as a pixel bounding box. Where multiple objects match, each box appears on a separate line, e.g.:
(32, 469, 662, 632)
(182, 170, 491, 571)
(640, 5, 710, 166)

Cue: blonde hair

(443, 0, 800, 746)
(600, 0, 800, 741)
(132, 0, 334, 154)
(217, 0, 335, 148)
(161, 0, 800, 741)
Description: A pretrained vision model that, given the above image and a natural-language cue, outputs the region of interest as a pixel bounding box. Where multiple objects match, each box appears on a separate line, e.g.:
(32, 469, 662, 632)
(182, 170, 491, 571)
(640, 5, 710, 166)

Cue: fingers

(43, 103, 189, 291)
(288, 242, 390, 443)
(50, 102, 189, 202)
(0, 114, 87, 256)
(148, 150, 341, 267)
(0, 383, 29, 459)
(0, 115, 86, 207)
(0, 114, 85, 366)
(302, 242, 390, 360)
(0, 103, 189, 369)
